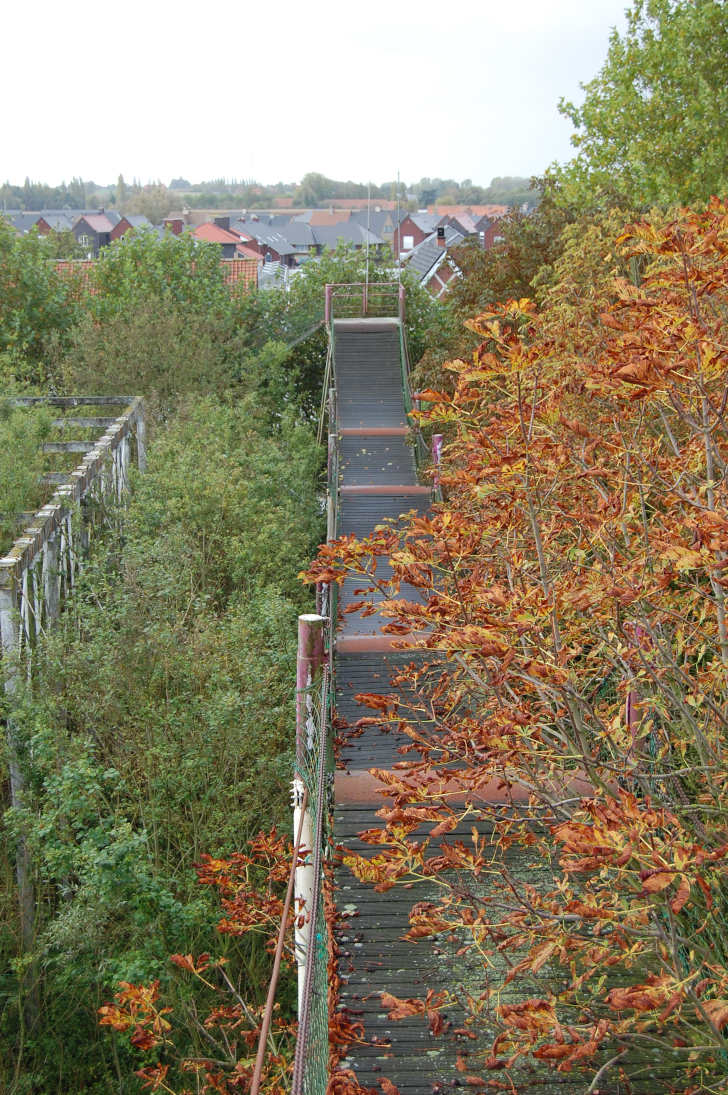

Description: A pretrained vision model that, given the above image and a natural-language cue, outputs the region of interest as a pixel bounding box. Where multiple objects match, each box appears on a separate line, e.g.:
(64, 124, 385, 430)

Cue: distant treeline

(1, 172, 537, 213)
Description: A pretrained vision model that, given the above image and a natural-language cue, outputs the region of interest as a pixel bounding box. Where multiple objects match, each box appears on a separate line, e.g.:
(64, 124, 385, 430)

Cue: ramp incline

(332, 317, 481, 1090)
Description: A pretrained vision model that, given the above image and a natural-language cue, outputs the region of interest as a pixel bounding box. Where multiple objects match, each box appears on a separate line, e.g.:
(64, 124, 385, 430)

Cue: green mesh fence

(291, 663, 334, 1095)
(397, 320, 430, 471)
(246, 302, 325, 352)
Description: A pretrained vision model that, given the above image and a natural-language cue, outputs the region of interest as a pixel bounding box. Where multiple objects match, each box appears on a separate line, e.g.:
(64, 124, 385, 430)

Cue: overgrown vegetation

(0, 223, 331, 1091)
(0, 217, 439, 1091)
(1, 394, 321, 1091)
(0, 404, 53, 553)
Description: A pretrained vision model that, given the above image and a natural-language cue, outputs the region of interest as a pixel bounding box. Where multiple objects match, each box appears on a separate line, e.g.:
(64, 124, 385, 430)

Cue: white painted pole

(293, 776, 315, 1013)
(294, 614, 325, 1018)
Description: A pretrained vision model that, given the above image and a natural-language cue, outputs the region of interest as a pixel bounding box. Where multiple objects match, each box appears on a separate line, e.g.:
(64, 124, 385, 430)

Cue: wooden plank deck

(328, 319, 669, 1094)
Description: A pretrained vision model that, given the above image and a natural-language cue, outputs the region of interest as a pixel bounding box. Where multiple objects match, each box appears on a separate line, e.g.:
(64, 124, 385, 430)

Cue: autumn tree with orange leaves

(99, 832, 298, 1094)
(304, 199, 728, 1093)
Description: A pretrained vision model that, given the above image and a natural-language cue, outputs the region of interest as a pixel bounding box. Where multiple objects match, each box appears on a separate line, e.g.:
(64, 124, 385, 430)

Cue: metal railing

(291, 631, 333, 1095)
(324, 280, 405, 324)
(291, 317, 341, 1091)
(397, 321, 430, 473)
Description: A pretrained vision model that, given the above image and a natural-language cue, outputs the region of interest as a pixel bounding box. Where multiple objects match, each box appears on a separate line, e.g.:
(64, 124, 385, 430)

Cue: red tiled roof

(309, 210, 352, 226)
(55, 257, 258, 293)
(79, 213, 114, 233)
(236, 243, 260, 259)
(328, 198, 398, 209)
(192, 222, 243, 244)
(221, 258, 258, 289)
(55, 260, 95, 298)
(429, 204, 509, 218)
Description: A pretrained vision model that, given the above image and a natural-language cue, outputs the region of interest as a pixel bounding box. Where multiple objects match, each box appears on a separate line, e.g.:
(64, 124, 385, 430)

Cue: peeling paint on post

(296, 614, 325, 765)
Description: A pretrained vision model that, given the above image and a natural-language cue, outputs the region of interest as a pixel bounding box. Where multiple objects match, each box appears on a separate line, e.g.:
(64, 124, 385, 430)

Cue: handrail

(325, 281, 403, 324)
(289, 314, 341, 1094)
(316, 335, 334, 448)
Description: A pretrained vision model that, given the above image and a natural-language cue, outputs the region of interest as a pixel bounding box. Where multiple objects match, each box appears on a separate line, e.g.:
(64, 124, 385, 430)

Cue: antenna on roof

(365, 180, 371, 308)
(396, 168, 401, 285)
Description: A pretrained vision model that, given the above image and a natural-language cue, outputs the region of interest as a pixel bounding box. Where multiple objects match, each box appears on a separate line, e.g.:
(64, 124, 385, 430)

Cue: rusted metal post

(324, 284, 333, 327)
(399, 282, 406, 325)
(294, 613, 324, 1013)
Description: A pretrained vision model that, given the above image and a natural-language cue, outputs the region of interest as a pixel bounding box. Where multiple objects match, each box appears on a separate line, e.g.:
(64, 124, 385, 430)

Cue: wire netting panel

(292, 669, 333, 1095)
(295, 883, 329, 1095)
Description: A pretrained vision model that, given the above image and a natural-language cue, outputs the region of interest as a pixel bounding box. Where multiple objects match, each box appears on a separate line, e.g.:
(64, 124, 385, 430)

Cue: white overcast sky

(1, 0, 630, 188)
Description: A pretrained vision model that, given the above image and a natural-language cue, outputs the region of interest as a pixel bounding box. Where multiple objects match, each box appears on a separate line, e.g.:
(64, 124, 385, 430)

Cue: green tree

(87, 228, 232, 320)
(116, 173, 128, 205)
(556, 0, 728, 208)
(294, 172, 333, 206)
(122, 182, 172, 223)
(0, 219, 80, 383)
(67, 176, 87, 207)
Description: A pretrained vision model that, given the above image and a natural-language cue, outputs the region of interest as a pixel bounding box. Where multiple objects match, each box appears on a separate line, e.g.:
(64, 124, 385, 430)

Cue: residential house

(228, 218, 300, 267)
(405, 224, 464, 298)
(73, 212, 114, 257)
(393, 212, 441, 255)
(350, 208, 404, 250)
(428, 203, 509, 220)
(474, 214, 508, 249)
(109, 213, 151, 241)
(310, 221, 384, 255)
(439, 212, 480, 239)
(191, 222, 244, 259)
(300, 210, 353, 226)
(40, 211, 79, 234)
(6, 211, 46, 235)
(4, 210, 76, 235)
(163, 218, 185, 236)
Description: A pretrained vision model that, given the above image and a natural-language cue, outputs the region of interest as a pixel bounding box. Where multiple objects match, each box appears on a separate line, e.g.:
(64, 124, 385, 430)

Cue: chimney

(436, 226, 446, 248)
(214, 216, 230, 231)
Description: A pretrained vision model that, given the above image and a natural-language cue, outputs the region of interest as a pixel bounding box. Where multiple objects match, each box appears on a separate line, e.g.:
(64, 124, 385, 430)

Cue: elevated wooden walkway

(328, 317, 667, 1094)
(331, 317, 450, 1090)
